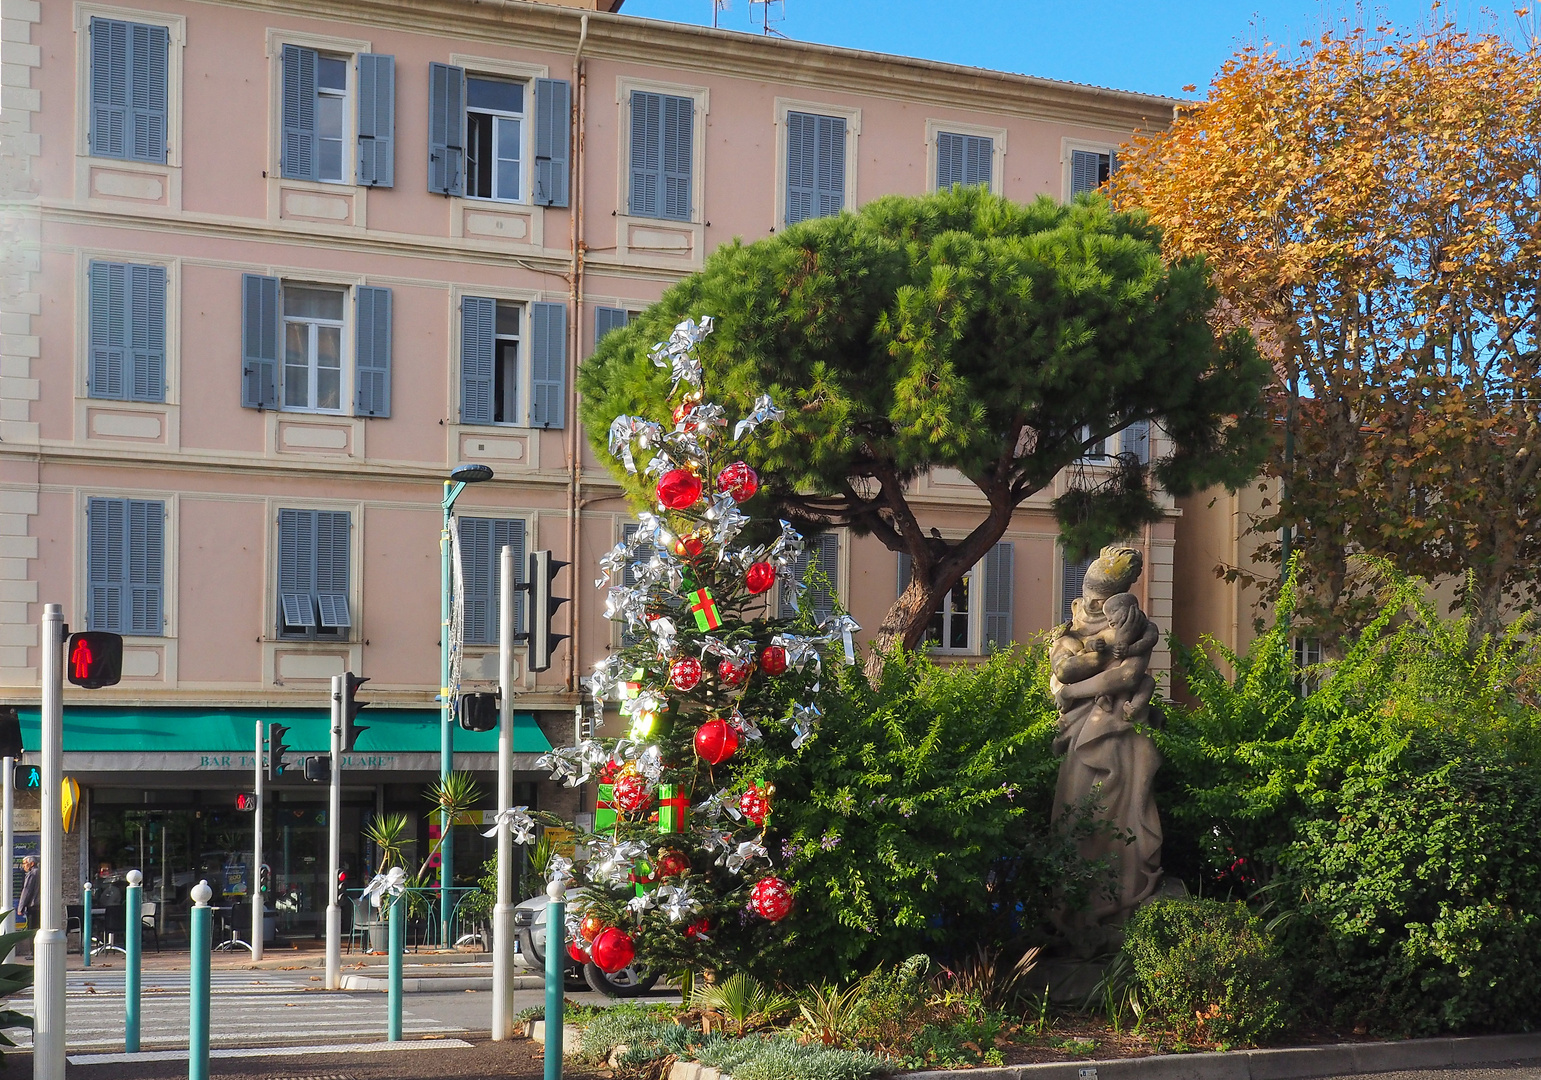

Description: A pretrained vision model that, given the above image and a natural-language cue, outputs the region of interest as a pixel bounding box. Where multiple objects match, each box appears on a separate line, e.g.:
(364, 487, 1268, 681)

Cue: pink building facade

(0, 0, 1176, 926)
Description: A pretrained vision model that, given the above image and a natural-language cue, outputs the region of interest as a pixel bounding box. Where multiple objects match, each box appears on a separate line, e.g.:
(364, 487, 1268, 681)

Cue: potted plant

(361, 813, 411, 953)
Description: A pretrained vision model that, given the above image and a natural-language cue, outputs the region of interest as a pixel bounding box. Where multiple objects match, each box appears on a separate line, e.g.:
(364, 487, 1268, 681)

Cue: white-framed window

(928, 568, 974, 651)
(899, 542, 1014, 654)
(86, 497, 166, 636)
(315, 54, 349, 183)
(282, 285, 347, 413)
(270, 30, 393, 190)
(466, 75, 525, 202)
(493, 301, 521, 425)
(74, 6, 187, 168)
(1078, 420, 1152, 464)
(773, 98, 860, 229)
(276, 508, 352, 641)
(927, 120, 1006, 195)
(1064, 140, 1120, 200)
(458, 294, 567, 428)
(1293, 636, 1323, 694)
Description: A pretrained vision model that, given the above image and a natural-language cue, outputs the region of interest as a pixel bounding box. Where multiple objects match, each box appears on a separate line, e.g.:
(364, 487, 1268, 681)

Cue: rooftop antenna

(711, 0, 729, 28)
(748, 0, 787, 37)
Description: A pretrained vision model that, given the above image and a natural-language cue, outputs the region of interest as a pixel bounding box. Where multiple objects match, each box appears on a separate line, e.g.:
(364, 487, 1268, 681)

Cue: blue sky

(618, 2, 1533, 98)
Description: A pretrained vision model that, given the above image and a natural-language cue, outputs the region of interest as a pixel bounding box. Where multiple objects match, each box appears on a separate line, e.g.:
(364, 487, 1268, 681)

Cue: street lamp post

(439, 463, 493, 947)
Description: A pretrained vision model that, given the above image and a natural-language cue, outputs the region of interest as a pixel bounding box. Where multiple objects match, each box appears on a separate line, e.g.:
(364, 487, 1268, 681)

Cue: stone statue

(1049, 544, 1163, 934)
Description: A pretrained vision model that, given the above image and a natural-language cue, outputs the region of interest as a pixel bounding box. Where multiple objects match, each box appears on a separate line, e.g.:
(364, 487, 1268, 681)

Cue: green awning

(16, 707, 550, 756)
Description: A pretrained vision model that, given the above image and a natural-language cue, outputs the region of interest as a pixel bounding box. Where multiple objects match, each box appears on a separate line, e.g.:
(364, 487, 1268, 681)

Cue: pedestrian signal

(65, 631, 123, 689)
(235, 792, 258, 811)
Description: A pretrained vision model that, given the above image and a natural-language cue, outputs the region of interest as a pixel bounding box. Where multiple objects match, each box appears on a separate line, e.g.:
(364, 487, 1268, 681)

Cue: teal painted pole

(544, 879, 565, 1080)
(188, 880, 212, 1080)
(387, 894, 403, 1042)
(440, 481, 456, 949)
(125, 869, 143, 1053)
(81, 882, 92, 968)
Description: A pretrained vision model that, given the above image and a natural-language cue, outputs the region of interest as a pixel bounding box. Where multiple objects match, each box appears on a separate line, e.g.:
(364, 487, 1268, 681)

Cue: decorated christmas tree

(527, 316, 857, 975)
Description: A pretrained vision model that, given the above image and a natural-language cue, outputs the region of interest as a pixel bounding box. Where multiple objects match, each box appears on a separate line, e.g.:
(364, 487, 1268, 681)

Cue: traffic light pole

(491, 543, 517, 1041)
(325, 674, 342, 990)
(252, 719, 264, 962)
(2, 754, 13, 955)
(439, 482, 459, 951)
(35, 604, 66, 1080)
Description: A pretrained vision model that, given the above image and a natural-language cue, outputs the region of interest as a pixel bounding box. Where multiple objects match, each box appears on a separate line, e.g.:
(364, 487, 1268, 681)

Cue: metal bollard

(125, 869, 142, 1053)
(544, 878, 565, 1080)
(188, 879, 212, 1080)
(387, 893, 403, 1042)
(81, 881, 92, 969)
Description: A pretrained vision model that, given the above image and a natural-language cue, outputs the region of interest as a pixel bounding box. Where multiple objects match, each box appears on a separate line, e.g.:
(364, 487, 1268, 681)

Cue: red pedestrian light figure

(70, 637, 94, 682)
(64, 631, 123, 688)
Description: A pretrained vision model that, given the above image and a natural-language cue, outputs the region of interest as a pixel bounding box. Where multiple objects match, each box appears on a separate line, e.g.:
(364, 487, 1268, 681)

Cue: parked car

(512, 889, 660, 998)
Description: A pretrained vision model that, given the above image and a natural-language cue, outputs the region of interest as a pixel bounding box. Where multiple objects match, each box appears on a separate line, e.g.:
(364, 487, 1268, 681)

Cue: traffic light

(303, 755, 331, 782)
(235, 792, 258, 811)
(342, 672, 370, 751)
(267, 723, 291, 782)
(259, 864, 271, 894)
(458, 691, 498, 732)
(527, 549, 569, 673)
(13, 763, 39, 790)
(65, 631, 123, 689)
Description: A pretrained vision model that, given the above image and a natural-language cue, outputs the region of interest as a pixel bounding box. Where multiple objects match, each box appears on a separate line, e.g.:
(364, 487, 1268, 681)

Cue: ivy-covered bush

(1122, 898, 1291, 1045)
(739, 644, 1109, 983)
(1158, 560, 1541, 1035)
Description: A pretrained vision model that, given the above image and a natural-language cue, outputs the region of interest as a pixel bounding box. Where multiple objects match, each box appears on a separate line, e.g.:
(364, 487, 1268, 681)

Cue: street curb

(339, 973, 545, 992)
(900, 1033, 1541, 1080)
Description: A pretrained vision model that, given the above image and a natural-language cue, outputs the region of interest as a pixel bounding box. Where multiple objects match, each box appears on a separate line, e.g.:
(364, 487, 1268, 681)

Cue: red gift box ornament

(613, 773, 653, 814)
(694, 718, 740, 765)
(669, 657, 702, 691)
(589, 927, 636, 973)
(568, 940, 592, 964)
(716, 462, 760, 503)
(718, 658, 750, 687)
(745, 562, 776, 595)
(656, 468, 703, 510)
(759, 644, 788, 676)
(749, 877, 793, 922)
(739, 783, 771, 826)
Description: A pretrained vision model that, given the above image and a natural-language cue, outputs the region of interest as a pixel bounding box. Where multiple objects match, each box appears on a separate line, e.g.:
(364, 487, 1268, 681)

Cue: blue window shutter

(983, 541, 1014, 651)
(1062, 553, 1092, 624)
(1123, 419, 1151, 464)
(357, 54, 396, 188)
(89, 19, 129, 159)
(459, 518, 526, 645)
(127, 499, 164, 635)
(129, 264, 166, 403)
(241, 274, 280, 410)
(628, 91, 661, 218)
(277, 509, 315, 630)
(428, 63, 465, 196)
(897, 551, 912, 597)
(936, 132, 962, 191)
(529, 301, 567, 429)
(534, 78, 571, 207)
(314, 511, 351, 630)
(594, 306, 628, 349)
(785, 111, 814, 225)
(87, 498, 127, 633)
(129, 23, 168, 163)
(460, 296, 495, 424)
(661, 94, 693, 221)
(1071, 149, 1106, 197)
(964, 135, 993, 189)
(781, 533, 839, 622)
(88, 262, 127, 401)
(1108, 149, 1120, 176)
(354, 286, 393, 418)
(281, 44, 319, 182)
(815, 116, 846, 218)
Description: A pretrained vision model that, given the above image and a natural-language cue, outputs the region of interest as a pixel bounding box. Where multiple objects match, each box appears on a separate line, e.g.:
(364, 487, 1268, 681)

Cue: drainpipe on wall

(565, 14, 589, 693)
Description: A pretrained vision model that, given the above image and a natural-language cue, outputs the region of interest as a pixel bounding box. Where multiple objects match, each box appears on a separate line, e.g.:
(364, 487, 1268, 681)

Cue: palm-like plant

(694, 973, 795, 1036)
(418, 771, 485, 884)
(0, 914, 32, 1059)
(362, 813, 413, 874)
(796, 980, 867, 1047)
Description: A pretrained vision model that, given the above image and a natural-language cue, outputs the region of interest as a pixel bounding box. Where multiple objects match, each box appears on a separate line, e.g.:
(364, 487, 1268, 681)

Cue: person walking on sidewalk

(16, 856, 37, 958)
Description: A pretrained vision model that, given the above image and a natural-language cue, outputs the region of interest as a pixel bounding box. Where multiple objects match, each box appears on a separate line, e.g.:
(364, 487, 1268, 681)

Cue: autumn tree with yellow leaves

(1113, 13, 1541, 647)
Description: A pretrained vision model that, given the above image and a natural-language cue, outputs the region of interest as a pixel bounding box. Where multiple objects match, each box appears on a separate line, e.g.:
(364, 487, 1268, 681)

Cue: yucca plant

(417, 771, 485, 884)
(947, 945, 1042, 1012)
(796, 980, 867, 1047)
(362, 812, 413, 874)
(694, 973, 795, 1036)
(0, 914, 32, 1059)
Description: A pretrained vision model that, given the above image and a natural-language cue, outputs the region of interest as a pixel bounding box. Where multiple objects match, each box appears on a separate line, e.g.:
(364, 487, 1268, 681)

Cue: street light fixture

(440, 462, 493, 947)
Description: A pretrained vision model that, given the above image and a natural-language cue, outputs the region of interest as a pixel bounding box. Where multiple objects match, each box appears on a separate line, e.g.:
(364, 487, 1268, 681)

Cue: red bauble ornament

(718, 658, 750, 686)
(655, 849, 690, 878)
(669, 656, 703, 691)
(673, 535, 706, 558)
(656, 469, 703, 510)
(745, 561, 776, 595)
(759, 645, 788, 676)
(579, 914, 605, 942)
(749, 877, 793, 922)
(739, 784, 770, 826)
(568, 940, 592, 964)
(694, 718, 740, 765)
(716, 462, 760, 503)
(672, 401, 693, 425)
(684, 918, 711, 941)
(613, 773, 653, 813)
(589, 927, 636, 973)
